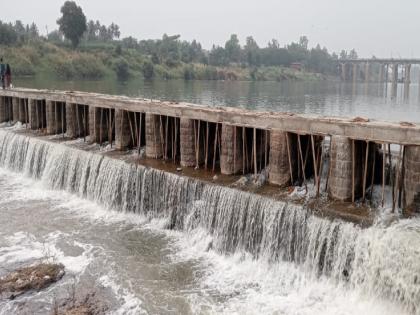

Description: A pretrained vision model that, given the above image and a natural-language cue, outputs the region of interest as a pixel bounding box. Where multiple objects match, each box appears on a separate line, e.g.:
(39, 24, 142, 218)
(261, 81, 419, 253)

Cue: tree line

(0, 1, 360, 76)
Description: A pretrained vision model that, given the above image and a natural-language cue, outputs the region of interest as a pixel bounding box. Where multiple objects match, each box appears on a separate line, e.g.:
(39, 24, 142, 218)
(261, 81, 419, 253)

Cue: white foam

(99, 275, 147, 315)
(0, 231, 93, 275)
(167, 226, 410, 315)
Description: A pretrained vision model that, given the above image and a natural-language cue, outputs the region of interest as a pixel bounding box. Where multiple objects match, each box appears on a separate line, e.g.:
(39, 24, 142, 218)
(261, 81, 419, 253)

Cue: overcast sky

(4, 0, 420, 57)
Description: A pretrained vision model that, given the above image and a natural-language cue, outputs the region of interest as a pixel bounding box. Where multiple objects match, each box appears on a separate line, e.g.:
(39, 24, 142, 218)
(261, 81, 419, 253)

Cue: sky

(4, 0, 420, 58)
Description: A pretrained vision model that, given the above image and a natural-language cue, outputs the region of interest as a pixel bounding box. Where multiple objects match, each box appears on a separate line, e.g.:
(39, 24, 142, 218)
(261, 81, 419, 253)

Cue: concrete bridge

(339, 58, 420, 98)
(0, 88, 419, 211)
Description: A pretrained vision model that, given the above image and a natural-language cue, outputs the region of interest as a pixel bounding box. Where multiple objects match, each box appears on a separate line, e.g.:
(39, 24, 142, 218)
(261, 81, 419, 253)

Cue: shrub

(114, 57, 130, 80)
(142, 60, 154, 79)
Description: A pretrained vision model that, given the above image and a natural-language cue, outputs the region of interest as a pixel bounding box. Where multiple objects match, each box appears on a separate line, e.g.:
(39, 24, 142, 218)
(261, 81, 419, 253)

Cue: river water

(14, 77, 420, 123)
(1, 78, 420, 314)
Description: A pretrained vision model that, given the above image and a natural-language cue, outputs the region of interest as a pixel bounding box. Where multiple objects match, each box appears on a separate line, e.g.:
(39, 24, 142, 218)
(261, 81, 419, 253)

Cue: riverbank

(1, 41, 328, 82)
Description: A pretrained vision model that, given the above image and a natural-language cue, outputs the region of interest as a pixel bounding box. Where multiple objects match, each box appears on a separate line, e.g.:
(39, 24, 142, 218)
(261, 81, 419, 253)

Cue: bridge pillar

(328, 136, 364, 201)
(352, 63, 358, 83)
(404, 64, 411, 99)
(391, 63, 399, 98)
(269, 131, 293, 186)
(180, 118, 196, 167)
(145, 114, 163, 158)
(89, 107, 109, 144)
(404, 145, 420, 212)
(115, 109, 131, 150)
(341, 63, 347, 81)
(378, 64, 384, 84)
(220, 124, 243, 175)
(364, 62, 370, 83)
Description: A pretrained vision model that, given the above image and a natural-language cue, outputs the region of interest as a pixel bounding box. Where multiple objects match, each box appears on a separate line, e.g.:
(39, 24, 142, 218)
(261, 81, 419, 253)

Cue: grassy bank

(1, 41, 327, 82)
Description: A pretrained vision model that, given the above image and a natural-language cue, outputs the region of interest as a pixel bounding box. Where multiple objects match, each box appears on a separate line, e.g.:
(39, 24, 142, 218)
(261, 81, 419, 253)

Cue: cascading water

(0, 129, 419, 314)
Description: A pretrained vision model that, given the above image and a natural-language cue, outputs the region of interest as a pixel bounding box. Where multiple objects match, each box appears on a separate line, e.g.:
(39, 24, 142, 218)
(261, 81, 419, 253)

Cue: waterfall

(0, 129, 419, 314)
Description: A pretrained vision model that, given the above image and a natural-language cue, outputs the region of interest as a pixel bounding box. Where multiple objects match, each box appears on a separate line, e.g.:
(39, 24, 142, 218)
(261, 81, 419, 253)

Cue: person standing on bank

(4, 64, 11, 89)
(0, 58, 5, 89)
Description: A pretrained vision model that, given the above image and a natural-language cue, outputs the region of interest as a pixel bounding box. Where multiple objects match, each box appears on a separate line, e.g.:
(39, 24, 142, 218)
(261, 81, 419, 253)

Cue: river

(0, 78, 420, 314)
(14, 77, 420, 123)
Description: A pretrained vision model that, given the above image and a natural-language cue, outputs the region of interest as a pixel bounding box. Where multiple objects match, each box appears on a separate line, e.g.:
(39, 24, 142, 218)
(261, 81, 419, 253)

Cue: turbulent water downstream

(0, 128, 419, 314)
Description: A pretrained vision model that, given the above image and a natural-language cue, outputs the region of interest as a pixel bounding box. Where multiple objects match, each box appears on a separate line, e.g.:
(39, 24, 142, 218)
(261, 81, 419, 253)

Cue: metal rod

(369, 144, 376, 203)
(99, 108, 103, 145)
(233, 126, 236, 173)
(286, 132, 294, 185)
(242, 127, 245, 174)
(165, 116, 169, 160)
(362, 141, 369, 202)
(297, 135, 307, 186)
(205, 122, 209, 170)
(352, 139, 355, 203)
(264, 130, 268, 169)
(213, 123, 219, 172)
(381, 143, 386, 207)
(311, 135, 318, 187)
(253, 128, 257, 176)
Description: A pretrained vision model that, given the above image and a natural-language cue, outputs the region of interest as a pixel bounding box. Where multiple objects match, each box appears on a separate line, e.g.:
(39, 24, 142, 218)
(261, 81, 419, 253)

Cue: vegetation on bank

(0, 1, 359, 82)
(0, 41, 327, 82)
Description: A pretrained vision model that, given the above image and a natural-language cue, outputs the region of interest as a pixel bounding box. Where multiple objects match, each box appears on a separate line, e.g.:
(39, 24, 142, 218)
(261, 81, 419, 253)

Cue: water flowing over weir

(0, 129, 420, 313)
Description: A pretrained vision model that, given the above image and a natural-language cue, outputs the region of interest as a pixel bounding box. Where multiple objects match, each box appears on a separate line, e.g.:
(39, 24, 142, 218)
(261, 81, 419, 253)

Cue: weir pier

(1, 88, 419, 212)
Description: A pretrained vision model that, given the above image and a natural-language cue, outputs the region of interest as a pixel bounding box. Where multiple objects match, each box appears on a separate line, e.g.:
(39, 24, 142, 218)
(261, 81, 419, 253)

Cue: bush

(142, 60, 154, 79)
(183, 65, 195, 80)
(114, 57, 130, 80)
(51, 53, 106, 79)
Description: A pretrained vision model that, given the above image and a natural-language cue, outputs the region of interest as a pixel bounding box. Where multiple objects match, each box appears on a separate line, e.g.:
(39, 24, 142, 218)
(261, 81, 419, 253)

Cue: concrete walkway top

(1, 87, 420, 145)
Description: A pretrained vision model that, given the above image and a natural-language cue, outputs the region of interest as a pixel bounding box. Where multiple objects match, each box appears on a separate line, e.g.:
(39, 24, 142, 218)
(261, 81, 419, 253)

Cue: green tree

(244, 36, 260, 66)
(57, 1, 87, 48)
(348, 49, 358, 59)
(225, 34, 241, 63)
(142, 60, 154, 79)
(0, 22, 17, 45)
(114, 58, 130, 80)
(209, 45, 228, 66)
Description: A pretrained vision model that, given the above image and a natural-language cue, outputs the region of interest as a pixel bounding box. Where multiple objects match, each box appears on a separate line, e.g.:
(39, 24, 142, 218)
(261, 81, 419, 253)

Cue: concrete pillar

(352, 63, 358, 83)
(12, 97, 20, 123)
(146, 114, 163, 158)
(328, 136, 364, 201)
(404, 146, 420, 212)
(391, 63, 399, 98)
(180, 118, 196, 167)
(65, 103, 77, 138)
(115, 109, 131, 150)
(0, 96, 7, 123)
(220, 124, 243, 175)
(341, 63, 347, 81)
(364, 62, 370, 83)
(89, 107, 109, 144)
(18, 99, 26, 123)
(28, 99, 38, 130)
(404, 64, 411, 100)
(379, 64, 384, 84)
(46, 100, 57, 135)
(269, 131, 292, 186)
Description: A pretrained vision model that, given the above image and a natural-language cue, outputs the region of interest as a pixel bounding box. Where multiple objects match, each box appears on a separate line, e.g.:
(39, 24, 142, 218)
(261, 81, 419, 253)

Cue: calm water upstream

(0, 78, 419, 314)
(14, 77, 420, 123)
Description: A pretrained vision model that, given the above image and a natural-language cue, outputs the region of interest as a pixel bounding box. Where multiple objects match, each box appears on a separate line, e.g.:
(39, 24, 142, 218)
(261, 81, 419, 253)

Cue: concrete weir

(1, 88, 420, 212)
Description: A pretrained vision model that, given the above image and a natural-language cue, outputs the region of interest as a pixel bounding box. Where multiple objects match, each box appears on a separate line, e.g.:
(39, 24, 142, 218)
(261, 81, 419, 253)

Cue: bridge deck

(1, 88, 419, 145)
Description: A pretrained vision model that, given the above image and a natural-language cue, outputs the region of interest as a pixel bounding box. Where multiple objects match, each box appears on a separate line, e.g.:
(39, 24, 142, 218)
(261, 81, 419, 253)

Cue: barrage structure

(0, 88, 419, 211)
